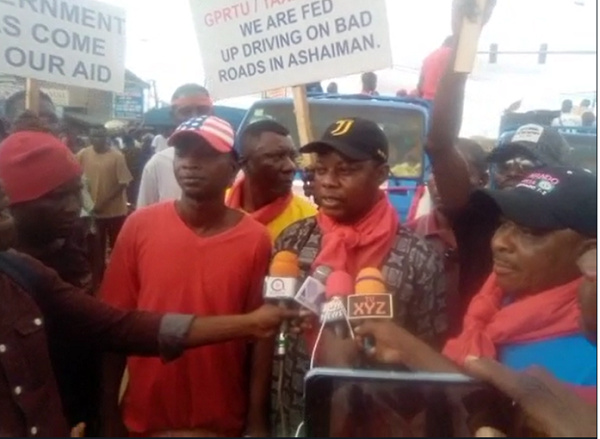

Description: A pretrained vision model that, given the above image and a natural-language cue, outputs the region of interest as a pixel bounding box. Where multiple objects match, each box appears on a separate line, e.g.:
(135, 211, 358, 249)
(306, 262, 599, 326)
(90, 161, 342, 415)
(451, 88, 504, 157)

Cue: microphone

(320, 271, 353, 338)
(347, 268, 393, 350)
(264, 251, 299, 357)
(294, 265, 333, 315)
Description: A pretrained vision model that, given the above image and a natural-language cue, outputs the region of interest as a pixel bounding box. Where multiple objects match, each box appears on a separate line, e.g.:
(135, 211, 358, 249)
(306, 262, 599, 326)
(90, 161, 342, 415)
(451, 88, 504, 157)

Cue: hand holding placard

(452, 0, 497, 73)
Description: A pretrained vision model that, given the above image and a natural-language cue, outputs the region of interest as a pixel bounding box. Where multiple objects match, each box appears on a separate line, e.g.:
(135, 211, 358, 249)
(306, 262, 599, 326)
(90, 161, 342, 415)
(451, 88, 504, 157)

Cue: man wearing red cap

(101, 116, 274, 437)
(137, 84, 214, 207)
(0, 116, 104, 432)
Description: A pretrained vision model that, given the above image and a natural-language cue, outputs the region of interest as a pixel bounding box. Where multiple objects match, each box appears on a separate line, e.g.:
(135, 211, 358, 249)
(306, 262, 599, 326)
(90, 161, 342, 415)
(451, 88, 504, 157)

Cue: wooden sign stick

(292, 85, 315, 167)
(25, 78, 40, 115)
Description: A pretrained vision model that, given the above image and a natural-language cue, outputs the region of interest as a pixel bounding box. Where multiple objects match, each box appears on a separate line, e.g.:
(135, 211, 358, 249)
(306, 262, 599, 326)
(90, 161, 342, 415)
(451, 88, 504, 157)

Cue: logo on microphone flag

(319, 297, 347, 324)
(271, 279, 285, 292)
(264, 277, 297, 300)
(347, 294, 393, 320)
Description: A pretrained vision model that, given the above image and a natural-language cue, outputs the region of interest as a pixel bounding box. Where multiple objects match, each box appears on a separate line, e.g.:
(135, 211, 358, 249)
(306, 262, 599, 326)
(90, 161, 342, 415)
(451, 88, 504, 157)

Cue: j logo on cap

(330, 119, 355, 136)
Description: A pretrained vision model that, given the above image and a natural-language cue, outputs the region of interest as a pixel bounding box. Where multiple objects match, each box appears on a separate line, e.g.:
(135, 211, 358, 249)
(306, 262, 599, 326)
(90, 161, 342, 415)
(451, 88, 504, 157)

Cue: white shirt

(552, 113, 583, 127)
(152, 134, 169, 153)
(136, 148, 181, 208)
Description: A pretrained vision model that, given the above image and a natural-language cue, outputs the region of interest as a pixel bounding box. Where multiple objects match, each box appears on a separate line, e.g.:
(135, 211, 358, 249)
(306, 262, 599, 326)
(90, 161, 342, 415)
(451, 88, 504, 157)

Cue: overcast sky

(100, 0, 597, 101)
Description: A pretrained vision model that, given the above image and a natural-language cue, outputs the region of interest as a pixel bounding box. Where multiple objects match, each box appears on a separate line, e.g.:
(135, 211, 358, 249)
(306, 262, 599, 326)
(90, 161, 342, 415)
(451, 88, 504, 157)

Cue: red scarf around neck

(312, 192, 400, 278)
(226, 177, 293, 226)
(443, 274, 583, 365)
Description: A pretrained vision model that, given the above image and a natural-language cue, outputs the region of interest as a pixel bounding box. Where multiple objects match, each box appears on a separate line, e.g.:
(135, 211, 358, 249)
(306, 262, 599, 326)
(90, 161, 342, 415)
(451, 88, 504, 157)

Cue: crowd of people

(0, 1, 596, 438)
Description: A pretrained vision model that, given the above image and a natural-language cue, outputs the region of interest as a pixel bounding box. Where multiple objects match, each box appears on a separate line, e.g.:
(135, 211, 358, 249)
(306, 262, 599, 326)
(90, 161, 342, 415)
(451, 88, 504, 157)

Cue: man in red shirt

(417, 0, 497, 100)
(0, 115, 301, 438)
(417, 36, 454, 101)
(101, 116, 274, 437)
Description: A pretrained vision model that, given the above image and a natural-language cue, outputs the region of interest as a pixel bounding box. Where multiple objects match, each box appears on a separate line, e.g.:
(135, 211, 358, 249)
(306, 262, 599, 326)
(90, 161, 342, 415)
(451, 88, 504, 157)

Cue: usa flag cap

(169, 116, 235, 153)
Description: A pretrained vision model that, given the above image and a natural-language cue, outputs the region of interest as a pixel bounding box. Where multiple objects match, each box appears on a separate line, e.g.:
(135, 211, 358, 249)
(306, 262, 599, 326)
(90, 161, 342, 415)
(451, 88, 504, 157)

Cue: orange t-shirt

(420, 46, 452, 100)
(101, 202, 272, 436)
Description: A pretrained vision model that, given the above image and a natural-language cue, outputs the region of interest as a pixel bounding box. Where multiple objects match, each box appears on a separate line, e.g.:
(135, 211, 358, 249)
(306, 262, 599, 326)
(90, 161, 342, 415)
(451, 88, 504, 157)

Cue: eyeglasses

(496, 156, 543, 175)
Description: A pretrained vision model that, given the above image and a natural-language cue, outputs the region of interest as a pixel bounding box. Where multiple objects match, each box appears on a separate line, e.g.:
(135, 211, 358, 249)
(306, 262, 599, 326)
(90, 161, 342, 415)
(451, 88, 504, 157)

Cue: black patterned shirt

(270, 217, 447, 436)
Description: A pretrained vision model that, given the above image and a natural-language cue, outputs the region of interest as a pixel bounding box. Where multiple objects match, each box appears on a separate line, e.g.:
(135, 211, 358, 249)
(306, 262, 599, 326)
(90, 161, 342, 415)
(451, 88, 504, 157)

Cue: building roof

(125, 70, 150, 89)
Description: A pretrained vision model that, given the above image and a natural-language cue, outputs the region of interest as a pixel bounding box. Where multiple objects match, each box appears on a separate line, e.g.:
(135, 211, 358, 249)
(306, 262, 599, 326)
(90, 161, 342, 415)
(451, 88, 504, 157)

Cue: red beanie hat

(0, 131, 82, 205)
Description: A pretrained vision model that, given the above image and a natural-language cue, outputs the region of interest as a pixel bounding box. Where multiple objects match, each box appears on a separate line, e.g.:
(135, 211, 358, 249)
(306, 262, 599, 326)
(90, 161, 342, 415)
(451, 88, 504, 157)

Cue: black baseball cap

(300, 117, 389, 163)
(488, 124, 570, 166)
(471, 167, 597, 238)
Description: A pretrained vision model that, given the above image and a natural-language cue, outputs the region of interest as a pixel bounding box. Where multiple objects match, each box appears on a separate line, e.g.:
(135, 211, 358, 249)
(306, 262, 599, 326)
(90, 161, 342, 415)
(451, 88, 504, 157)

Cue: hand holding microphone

(263, 251, 300, 356)
(246, 304, 305, 339)
(353, 320, 412, 365)
(347, 268, 394, 351)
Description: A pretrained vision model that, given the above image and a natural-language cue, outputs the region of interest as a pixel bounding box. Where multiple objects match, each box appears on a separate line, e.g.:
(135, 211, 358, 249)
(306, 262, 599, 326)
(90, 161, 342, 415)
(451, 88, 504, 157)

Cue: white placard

(189, 0, 393, 99)
(0, 0, 126, 93)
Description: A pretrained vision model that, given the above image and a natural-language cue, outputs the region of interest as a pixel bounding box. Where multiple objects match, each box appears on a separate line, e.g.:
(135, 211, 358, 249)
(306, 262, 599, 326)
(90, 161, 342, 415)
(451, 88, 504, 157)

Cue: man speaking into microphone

(269, 118, 447, 436)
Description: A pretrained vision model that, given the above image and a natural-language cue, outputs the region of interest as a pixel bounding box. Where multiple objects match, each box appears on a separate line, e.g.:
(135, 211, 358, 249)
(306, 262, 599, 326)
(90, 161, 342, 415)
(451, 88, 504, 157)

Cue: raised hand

(451, 0, 497, 34)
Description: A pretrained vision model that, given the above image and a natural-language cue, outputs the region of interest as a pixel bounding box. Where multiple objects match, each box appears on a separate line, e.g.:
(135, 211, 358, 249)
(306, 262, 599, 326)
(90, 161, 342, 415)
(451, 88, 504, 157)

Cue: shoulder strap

(0, 252, 41, 298)
(296, 219, 319, 273)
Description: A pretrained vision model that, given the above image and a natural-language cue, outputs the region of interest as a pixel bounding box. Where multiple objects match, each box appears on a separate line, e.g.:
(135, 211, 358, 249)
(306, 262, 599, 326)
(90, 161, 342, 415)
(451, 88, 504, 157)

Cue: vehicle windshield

(243, 102, 426, 180)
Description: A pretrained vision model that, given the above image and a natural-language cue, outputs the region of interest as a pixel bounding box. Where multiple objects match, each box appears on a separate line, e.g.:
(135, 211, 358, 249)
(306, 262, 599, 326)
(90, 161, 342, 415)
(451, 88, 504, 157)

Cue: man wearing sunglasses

(487, 124, 570, 190)
(425, 34, 572, 325)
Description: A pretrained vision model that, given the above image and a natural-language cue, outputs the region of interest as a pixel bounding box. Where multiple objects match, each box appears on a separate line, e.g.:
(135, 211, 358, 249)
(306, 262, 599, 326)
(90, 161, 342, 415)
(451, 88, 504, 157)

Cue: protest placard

(189, 0, 393, 99)
(0, 0, 127, 93)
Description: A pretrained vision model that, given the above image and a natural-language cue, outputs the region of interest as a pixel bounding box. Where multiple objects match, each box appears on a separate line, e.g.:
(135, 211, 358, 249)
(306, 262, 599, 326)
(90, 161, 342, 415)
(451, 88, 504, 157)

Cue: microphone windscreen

(355, 267, 386, 295)
(325, 271, 353, 299)
(269, 251, 299, 277)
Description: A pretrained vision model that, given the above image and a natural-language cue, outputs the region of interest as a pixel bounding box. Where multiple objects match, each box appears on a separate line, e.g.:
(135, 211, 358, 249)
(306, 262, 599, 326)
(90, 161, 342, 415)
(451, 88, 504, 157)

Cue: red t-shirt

(420, 46, 452, 100)
(101, 202, 272, 436)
